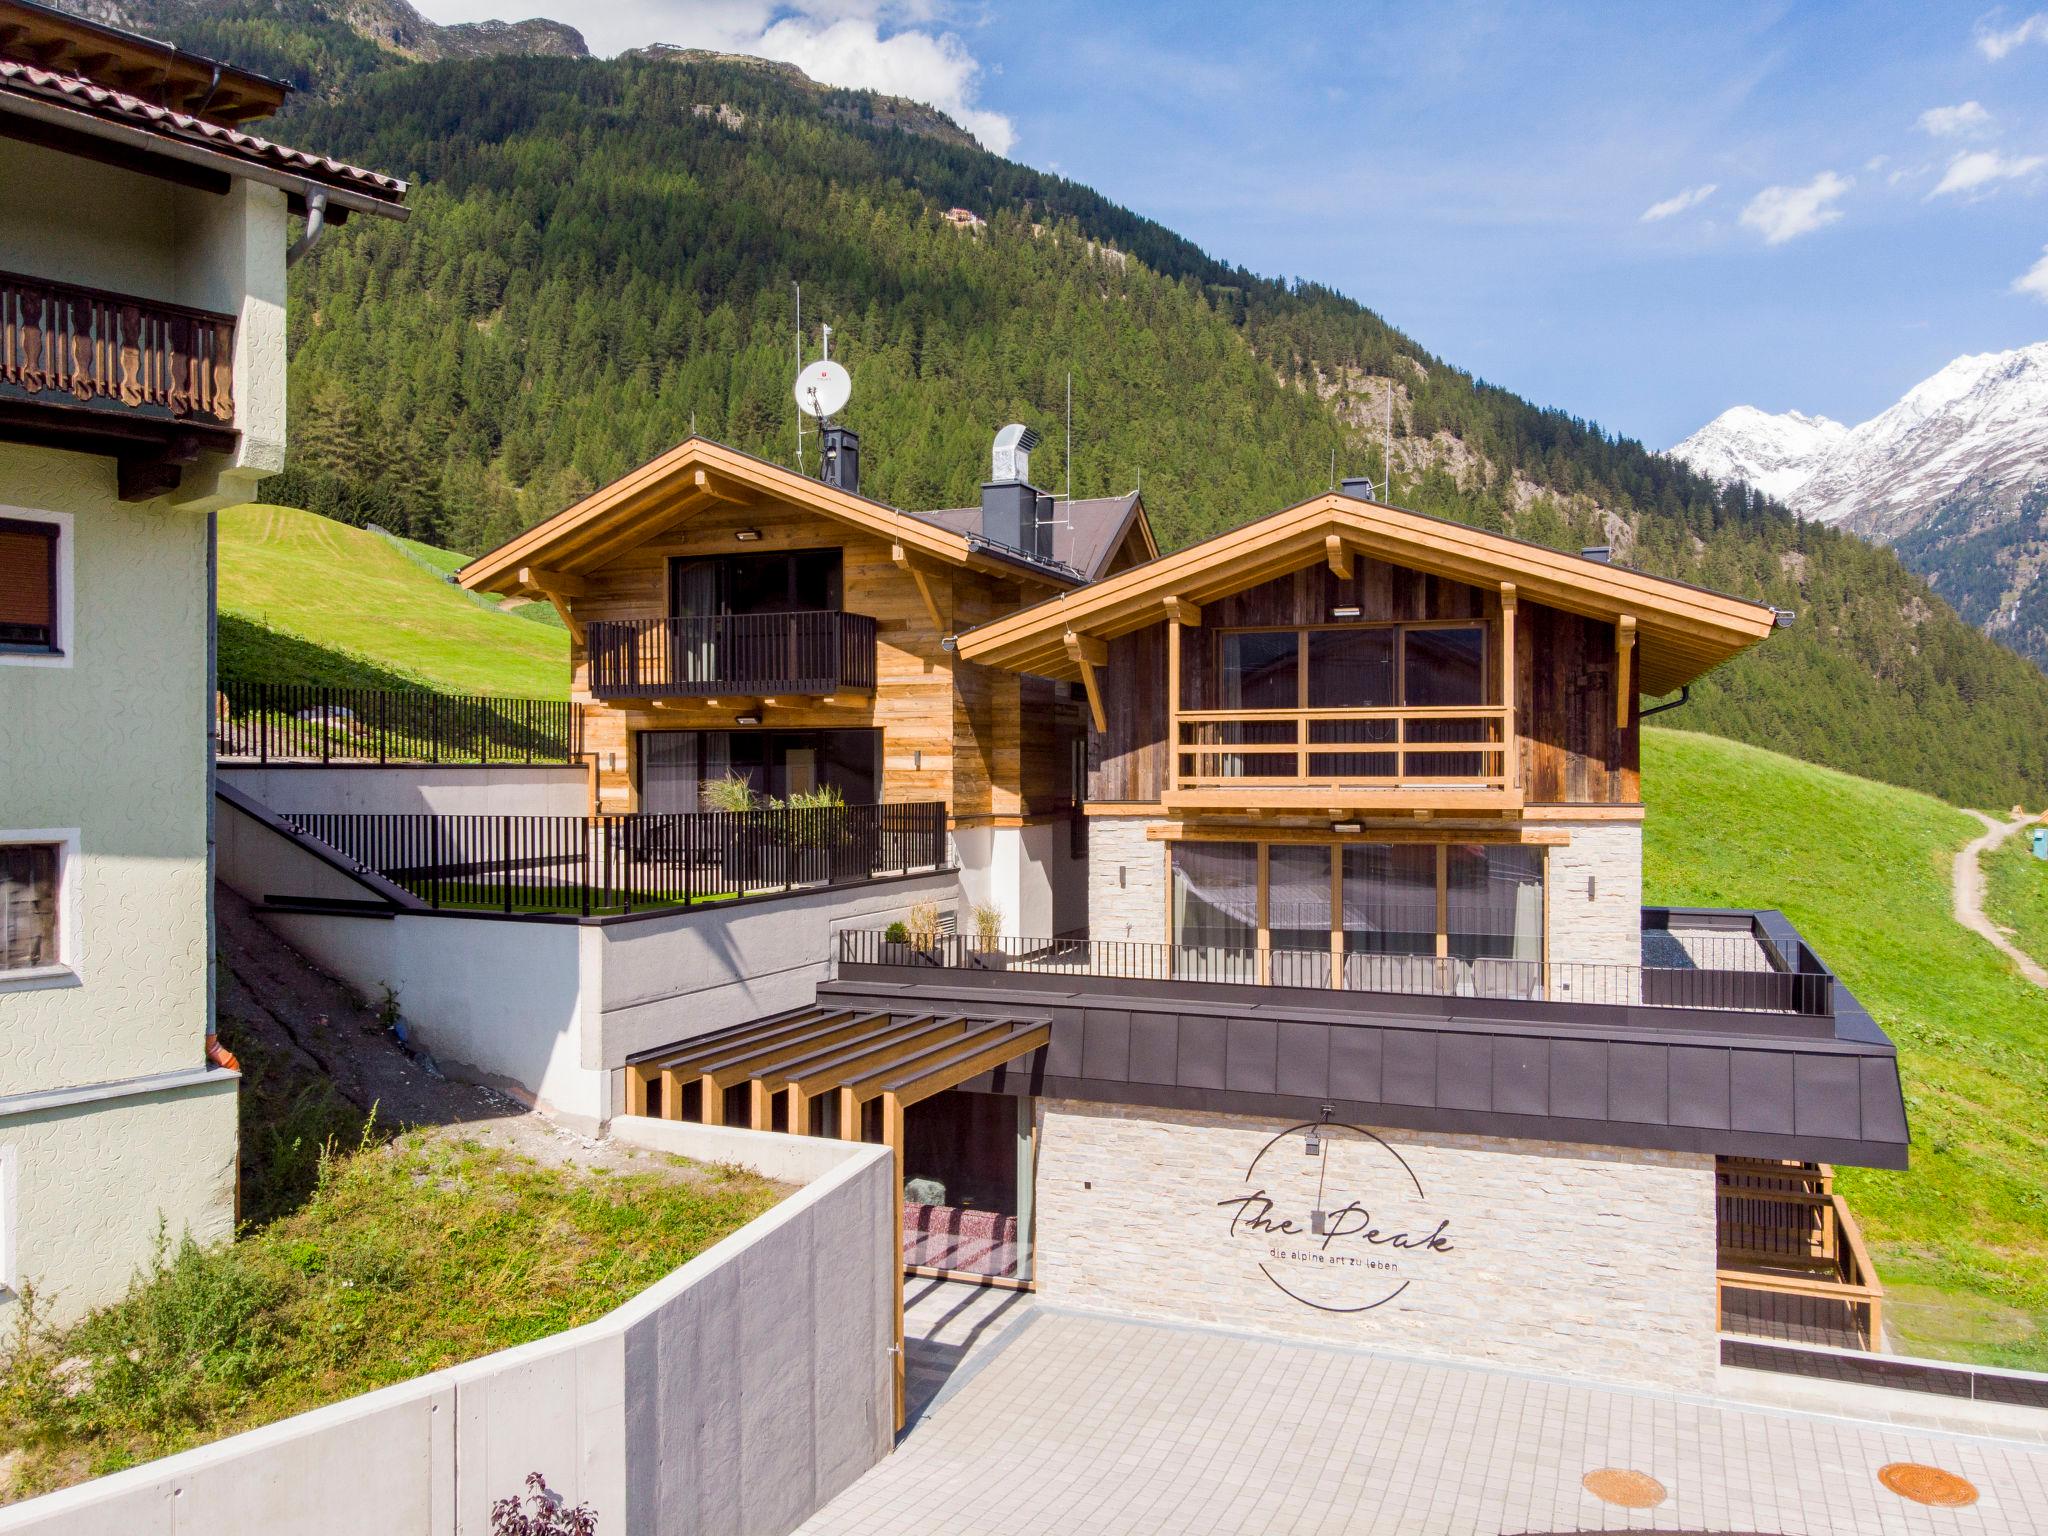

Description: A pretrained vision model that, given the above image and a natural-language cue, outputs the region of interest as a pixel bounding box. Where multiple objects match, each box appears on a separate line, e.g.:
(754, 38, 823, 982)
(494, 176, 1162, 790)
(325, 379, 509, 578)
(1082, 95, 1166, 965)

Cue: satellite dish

(794, 359, 851, 419)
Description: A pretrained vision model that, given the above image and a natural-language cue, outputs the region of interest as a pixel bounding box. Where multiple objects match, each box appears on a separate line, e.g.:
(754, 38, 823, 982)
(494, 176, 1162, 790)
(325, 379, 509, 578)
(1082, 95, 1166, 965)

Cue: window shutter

(0, 522, 56, 645)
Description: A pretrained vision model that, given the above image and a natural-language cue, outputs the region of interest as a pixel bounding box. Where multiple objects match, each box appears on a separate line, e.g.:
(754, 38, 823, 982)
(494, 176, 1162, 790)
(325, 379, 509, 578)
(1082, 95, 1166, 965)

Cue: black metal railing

(586, 612, 878, 698)
(836, 931, 1834, 1016)
(216, 685, 583, 765)
(283, 803, 949, 916)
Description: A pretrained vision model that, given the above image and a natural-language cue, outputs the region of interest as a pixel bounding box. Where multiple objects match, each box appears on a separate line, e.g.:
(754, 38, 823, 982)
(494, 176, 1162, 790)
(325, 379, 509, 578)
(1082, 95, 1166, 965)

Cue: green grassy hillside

(1985, 834, 2048, 980)
(218, 504, 566, 697)
(1643, 729, 2048, 1367)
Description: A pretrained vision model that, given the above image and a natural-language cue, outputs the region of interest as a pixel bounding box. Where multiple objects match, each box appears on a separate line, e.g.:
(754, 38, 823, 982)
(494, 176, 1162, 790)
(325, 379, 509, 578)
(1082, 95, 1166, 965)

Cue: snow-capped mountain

(1667, 342, 2048, 668)
(1667, 406, 1848, 505)
(1667, 342, 2048, 538)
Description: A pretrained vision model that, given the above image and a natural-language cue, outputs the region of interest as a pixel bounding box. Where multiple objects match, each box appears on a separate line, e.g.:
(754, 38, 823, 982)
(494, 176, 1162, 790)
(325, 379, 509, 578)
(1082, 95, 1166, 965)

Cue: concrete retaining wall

(0, 1122, 895, 1536)
(215, 786, 960, 1125)
(217, 763, 590, 818)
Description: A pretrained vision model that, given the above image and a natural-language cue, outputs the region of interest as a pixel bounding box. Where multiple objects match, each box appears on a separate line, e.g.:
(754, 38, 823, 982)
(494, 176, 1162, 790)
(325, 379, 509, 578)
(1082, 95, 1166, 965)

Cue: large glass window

(639, 728, 880, 811)
(1170, 841, 1258, 953)
(669, 549, 843, 618)
(1307, 627, 1396, 708)
(1340, 844, 1439, 957)
(1445, 844, 1545, 961)
(1266, 845, 1333, 987)
(1403, 626, 1486, 706)
(1219, 630, 1301, 710)
(901, 1090, 1033, 1281)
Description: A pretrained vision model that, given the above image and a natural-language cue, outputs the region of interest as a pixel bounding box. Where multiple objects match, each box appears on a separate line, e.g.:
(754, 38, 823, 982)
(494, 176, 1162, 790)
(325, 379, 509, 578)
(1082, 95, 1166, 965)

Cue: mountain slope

(1643, 728, 2048, 1368)
(64, 13, 2048, 806)
(217, 504, 567, 696)
(1670, 344, 2048, 667)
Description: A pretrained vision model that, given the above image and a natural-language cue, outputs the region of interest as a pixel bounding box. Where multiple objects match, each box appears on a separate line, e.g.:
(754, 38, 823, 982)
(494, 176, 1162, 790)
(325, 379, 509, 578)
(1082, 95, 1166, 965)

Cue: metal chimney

(1339, 476, 1375, 501)
(820, 424, 859, 495)
(1580, 545, 1612, 564)
(981, 423, 1044, 556)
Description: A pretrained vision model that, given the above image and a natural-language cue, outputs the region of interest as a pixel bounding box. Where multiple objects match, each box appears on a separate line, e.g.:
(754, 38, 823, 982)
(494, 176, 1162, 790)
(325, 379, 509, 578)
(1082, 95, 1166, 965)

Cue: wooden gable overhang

(952, 491, 1780, 698)
(457, 438, 1083, 631)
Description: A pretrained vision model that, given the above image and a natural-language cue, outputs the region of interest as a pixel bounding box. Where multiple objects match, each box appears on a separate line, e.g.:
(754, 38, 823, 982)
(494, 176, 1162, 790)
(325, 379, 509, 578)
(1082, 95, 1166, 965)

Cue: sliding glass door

(638, 728, 880, 812)
(1168, 839, 1547, 996)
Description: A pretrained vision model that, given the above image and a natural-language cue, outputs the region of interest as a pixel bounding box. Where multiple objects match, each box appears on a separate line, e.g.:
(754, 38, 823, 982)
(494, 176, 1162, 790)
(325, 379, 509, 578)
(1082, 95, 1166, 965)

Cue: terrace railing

(0, 269, 236, 425)
(216, 685, 583, 765)
(1172, 705, 1514, 796)
(836, 931, 1834, 1017)
(586, 612, 878, 699)
(1715, 1159, 1884, 1350)
(283, 802, 950, 916)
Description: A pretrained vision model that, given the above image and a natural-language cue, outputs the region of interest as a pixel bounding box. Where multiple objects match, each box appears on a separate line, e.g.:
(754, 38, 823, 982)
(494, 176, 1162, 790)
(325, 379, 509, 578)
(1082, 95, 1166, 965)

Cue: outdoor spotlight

(1332, 821, 1361, 834)
(913, 749, 922, 769)
(735, 528, 763, 542)
(736, 713, 761, 726)
(1332, 605, 1362, 620)
(1587, 875, 1598, 900)
(1304, 1128, 1322, 1157)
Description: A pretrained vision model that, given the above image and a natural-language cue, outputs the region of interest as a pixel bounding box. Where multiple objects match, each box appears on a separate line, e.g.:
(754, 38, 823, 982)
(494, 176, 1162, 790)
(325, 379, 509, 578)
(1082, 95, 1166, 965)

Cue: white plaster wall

(954, 822, 1087, 940)
(0, 448, 211, 1096)
(0, 1126, 896, 1536)
(1085, 815, 1165, 943)
(1032, 1098, 1719, 1391)
(0, 1073, 239, 1325)
(219, 765, 591, 818)
(0, 141, 288, 508)
(1546, 822, 1644, 974)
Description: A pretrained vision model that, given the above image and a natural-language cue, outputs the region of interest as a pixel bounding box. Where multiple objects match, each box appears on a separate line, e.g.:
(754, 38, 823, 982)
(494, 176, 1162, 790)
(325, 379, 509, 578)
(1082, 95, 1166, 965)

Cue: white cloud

(1917, 100, 1992, 138)
(2015, 245, 2048, 302)
(419, 2, 1017, 155)
(1639, 183, 1717, 222)
(1739, 171, 1852, 244)
(1928, 148, 2048, 198)
(1976, 11, 2048, 59)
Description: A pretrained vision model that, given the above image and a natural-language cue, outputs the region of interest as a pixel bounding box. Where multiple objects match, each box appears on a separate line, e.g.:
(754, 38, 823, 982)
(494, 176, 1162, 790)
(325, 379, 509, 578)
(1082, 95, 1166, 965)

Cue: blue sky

(422, 2, 2048, 449)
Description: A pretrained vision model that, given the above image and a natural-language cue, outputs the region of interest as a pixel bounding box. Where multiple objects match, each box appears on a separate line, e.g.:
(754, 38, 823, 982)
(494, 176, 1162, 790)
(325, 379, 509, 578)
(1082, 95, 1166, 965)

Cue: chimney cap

(991, 422, 1042, 485)
(1339, 476, 1375, 502)
(1580, 545, 1612, 564)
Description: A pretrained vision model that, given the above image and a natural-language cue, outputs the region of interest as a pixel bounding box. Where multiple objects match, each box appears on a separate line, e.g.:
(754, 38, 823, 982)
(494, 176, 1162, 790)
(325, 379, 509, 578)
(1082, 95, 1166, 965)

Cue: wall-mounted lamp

(1118, 866, 1127, 889)
(1332, 605, 1362, 620)
(913, 749, 923, 769)
(734, 528, 763, 542)
(1586, 875, 1598, 901)
(736, 713, 762, 727)
(1331, 821, 1361, 834)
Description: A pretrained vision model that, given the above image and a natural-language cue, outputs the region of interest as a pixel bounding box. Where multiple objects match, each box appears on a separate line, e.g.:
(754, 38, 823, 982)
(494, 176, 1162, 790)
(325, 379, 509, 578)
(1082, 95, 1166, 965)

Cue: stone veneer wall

(1032, 1098, 1717, 1390)
(1544, 821, 1643, 971)
(1085, 816, 1165, 944)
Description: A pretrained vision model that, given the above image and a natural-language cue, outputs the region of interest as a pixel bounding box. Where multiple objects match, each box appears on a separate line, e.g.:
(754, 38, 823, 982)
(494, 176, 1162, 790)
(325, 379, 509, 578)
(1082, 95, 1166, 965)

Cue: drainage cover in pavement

(1581, 1468, 1667, 1508)
(1878, 1462, 1979, 1507)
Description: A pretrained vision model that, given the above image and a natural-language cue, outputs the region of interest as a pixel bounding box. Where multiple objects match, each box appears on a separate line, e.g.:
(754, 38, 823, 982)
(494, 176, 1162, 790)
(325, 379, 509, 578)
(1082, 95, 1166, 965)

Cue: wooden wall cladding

(569, 493, 1075, 816)
(1084, 552, 1638, 808)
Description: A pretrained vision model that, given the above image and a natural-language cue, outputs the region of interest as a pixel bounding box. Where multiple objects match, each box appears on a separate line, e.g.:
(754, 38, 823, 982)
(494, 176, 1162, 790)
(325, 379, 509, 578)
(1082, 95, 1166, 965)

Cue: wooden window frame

(0, 515, 63, 660)
(1168, 834, 1548, 986)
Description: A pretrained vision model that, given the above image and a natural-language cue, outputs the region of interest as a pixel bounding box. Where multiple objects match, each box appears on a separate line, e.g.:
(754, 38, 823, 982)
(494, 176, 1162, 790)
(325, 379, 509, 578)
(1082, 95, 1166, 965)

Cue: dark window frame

(1213, 619, 1490, 712)
(0, 516, 60, 656)
(668, 548, 845, 619)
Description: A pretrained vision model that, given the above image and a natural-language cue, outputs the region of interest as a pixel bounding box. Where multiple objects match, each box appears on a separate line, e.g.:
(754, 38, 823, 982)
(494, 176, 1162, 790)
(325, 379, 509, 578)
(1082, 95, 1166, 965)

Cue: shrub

(905, 899, 941, 951)
(883, 920, 908, 944)
(972, 903, 1003, 948)
(491, 1471, 598, 1535)
(698, 774, 756, 814)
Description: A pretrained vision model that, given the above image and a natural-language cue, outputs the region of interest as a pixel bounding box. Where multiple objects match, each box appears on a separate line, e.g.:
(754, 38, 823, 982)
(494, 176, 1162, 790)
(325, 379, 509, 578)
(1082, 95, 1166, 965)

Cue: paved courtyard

(800, 1288, 2048, 1535)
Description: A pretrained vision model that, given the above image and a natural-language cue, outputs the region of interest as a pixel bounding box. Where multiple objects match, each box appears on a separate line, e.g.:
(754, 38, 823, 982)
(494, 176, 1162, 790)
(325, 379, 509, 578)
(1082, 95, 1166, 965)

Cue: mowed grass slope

(218, 505, 566, 697)
(1643, 728, 2048, 1367)
(1984, 833, 2048, 979)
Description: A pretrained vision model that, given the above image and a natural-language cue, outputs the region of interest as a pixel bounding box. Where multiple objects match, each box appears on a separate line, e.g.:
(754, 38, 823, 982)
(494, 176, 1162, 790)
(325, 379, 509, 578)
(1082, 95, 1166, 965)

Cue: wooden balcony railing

(1172, 704, 1514, 794)
(586, 612, 878, 700)
(1715, 1160, 1885, 1350)
(0, 269, 235, 426)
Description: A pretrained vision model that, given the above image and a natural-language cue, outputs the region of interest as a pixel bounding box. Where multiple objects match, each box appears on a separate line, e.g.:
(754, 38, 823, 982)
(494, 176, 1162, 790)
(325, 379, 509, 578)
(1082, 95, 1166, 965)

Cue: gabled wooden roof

(458, 437, 1085, 596)
(952, 492, 1782, 696)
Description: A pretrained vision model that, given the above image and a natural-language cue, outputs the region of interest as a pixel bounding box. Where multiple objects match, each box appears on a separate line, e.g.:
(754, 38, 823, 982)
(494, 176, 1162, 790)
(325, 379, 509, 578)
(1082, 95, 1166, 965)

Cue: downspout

(286, 185, 329, 267)
(1640, 685, 1690, 720)
(204, 509, 238, 1073)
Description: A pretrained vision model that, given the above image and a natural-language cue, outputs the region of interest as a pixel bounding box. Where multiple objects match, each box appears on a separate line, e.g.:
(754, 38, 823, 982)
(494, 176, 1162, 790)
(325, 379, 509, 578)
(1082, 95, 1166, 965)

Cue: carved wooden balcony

(0, 268, 239, 499)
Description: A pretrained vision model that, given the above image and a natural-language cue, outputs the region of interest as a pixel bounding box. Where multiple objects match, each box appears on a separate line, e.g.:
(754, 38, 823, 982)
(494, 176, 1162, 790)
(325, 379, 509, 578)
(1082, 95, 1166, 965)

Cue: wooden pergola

(625, 1005, 1052, 1425)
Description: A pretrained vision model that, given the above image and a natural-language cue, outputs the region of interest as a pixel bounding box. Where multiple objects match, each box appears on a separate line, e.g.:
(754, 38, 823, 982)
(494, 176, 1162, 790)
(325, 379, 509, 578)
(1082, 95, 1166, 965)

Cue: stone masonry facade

(1084, 816, 1165, 945)
(1544, 821, 1644, 972)
(1032, 1098, 1718, 1391)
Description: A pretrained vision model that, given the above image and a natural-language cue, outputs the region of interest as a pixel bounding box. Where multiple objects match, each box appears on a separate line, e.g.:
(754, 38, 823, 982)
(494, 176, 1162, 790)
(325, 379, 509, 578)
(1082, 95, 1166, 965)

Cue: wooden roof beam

(1326, 534, 1353, 581)
(892, 541, 948, 631)
(1616, 614, 1637, 729)
(1162, 596, 1202, 626)
(1065, 629, 1109, 733)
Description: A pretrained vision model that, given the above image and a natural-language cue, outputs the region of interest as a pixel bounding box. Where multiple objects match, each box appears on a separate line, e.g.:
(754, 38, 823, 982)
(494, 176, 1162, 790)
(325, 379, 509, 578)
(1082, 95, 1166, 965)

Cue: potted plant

(905, 898, 944, 966)
(970, 903, 1007, 970)
(700, 772, 761, 887)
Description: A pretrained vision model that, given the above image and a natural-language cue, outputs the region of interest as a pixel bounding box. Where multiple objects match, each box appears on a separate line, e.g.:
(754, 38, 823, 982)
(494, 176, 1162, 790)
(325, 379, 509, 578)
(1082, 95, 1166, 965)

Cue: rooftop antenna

(1328, 447, 1336, 493)
(1065, 371, 1073, 511)
(792, 281, 805, 473)
(1384, 375, 1395, 502)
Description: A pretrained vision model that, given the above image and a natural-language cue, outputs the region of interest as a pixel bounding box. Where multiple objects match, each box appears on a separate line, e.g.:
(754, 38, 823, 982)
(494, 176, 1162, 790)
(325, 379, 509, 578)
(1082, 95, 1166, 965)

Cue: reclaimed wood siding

(571, 496, 958, 812)
(1083, 554, 1635, 807)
